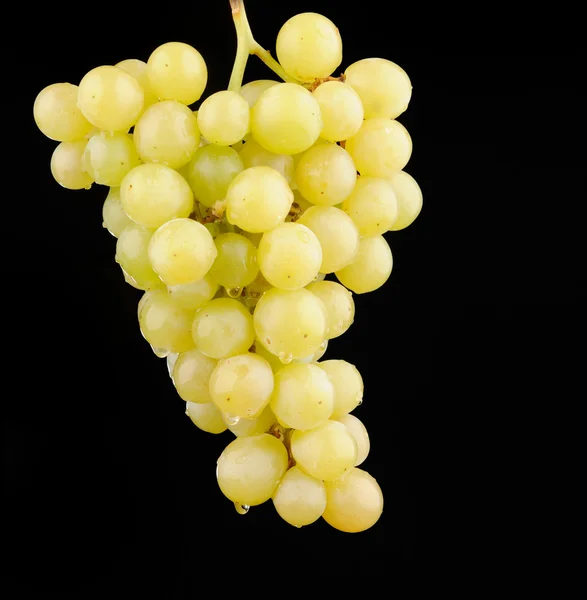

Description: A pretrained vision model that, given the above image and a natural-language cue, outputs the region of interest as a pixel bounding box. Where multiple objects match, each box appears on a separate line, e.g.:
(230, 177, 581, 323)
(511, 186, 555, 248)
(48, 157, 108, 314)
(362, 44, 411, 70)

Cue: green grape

(83, 132, 140, 186)
(102, 188, 132, 238)
(33, 83, 93, 142)
(323, 468, 383, 533)
(254, 287, 328, 361)
(185, 145, 244, 208)
(51, 140, 93, 190)
(209, 353, 274, 419)
(203, 221, 223, 239)
(216, 434, 288, 506)
(295, 143, 357, 206)
(346, 118, 412, 177)
(197, 91, 250, 146)
(208, 233, 259, 290)
(148, 218, 217, 286)
(186, 402, 227, 434)
(192, 298, 255, 359)
(120, 163, 193, 230)
(387, 170, 423, 230)
(292, 137, 331, 175)
(252, 340, 283, 373)
(276, 13, 342, 82)
(147, 42, 207, 105)
(240, 80, 279, 109)
(335, 235, 393, 294)
(272, 466, 327, 528)
(251, 83, 322, 155)
(337, 414, 370, 466)
(226, 405, 276, 437)
(298, 205, 359, 273)
(342, 176, 399, 236)
(319, 360, 364, 419)
(345, 58, 412, 120)
(78, 66, 144, 132)
(167, 276, 218, 310)
(239, 139, 295, 186)
(133, 100, 200, 169)
(115, 59, 158, 115)
(291, 420, 357, 482)
(306, 281, 354, 339)
(257, 223, 322, 290)
(225, 166, 293, 233)
(115, 223, 163, 290)
(173, 349, 217, 403)
(312, 81, 364, 142)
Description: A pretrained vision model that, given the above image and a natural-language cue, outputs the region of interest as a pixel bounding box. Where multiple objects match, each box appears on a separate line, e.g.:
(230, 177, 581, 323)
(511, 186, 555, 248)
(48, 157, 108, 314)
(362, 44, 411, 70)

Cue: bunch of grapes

(33, 1, 423, 533)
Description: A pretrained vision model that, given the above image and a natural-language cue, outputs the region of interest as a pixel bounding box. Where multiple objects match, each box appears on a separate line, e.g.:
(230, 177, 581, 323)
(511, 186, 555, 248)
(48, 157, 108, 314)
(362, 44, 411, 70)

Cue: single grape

(167, 276, 218, 310)
(312, 81, 364, 142)
(239, 139, 295, 186)
(115, 59, 158, 115)
(186, 402, 227, 434)
(208, 233, 259, 290)
(319, 360, 364, 419)
(337, 414, 370, 466)
(387, 170, 423, 230)
(173, 349, 217, 403)
(226, 405, 276, 437)
(51, 140, 93, 190)
(83, 132, 140, 186)
(306, 280, 354, 339)
(115, 223, 163, 290)
(240, 80, 279, 109)
(102, 188, 132, 238)
(197, 91, 250, 146)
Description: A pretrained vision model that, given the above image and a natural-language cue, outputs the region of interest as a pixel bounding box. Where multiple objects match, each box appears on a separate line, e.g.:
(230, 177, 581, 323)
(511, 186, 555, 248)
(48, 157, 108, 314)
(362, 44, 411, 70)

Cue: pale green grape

(51, 140, 93, 190)
(276, 13, 342, 82)
(258, 223, 322, 290)
(192, 298, 255, 359)
(134, 100, 200, 168)
(252, 340, 283, 373)
(342, 176, 399, 235)
(239, 139, 295, 186)
(295, 143, 356, 206)
(186, 401, 227, 434)
(102, 188, 132, 238)
(346, 118, 412, 177)
(251, 83, 322, 155)
(217, 434, 288, 506)
(319, 360, 364, 419)
(323, 468, 383, 533)
(209, 353, 274, 419)
(120, 163, 193, 229)
(335, 235, 393, 294)
(208, 233, 259, 290)
(147, 42, 207, 105)
(226, 405, 276, 437)
(115, 59, 158, 114)
(297, 205, 359, 274)
(254, 287, 328, 361)
(291, 420, 357, 482)
(83, 132, 140, 186)
(387, 170, 423, 230)
(115, 222, 163, 290)
(148, 218, 216, 286)
(272, 466, 327, 527)
(33, 83, 93, 142)
(345, 58, 412, 119)
(173, 349, 217, 403)
(243, 272, 272, 310)
(185, 145, 244, 208)
(306, 281, 354, 339)
(225, 166, 293, 233)
(197, 91, 250, 146)
(78, 66, 144, 132)
(337, 414, 370, 466)
(312, 81, 364, 142)
(167, 276, 218, 310)
(240, 80, 279, 108)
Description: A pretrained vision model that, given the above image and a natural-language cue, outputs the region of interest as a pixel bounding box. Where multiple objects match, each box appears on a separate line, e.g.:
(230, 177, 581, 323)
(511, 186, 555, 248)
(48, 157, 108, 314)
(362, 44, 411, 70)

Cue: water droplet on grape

(166, 353, 179, 377)
(224, 413, 241, 426)
(151, 345, 169, 358)
(234, 502, 250, 515)
(356, 393, 364, 406)
(279, 352, 293, 364)
(226, 286, 243, 298)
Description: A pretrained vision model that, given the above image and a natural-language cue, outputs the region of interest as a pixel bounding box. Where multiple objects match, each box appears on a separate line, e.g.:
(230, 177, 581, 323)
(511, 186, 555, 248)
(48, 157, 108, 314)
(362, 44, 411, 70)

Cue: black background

(3, 0, 584, 595)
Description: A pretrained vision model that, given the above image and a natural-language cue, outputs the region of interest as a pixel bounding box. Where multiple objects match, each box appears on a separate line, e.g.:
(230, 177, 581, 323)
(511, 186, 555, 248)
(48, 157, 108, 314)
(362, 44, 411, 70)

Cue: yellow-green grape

(292, 138, 331, 174)
(138, 289, 195, 353)
(192, 298, 255, 359)
(217, 434, 288, 506)
(33, 83, 93, 142)
(323, 468, 383, 533)
(335, 235, 393, 294)
(291, 420, 357, 482)
(319, 360, 364, 419)
(240, 80, 279, 108)
(137, 290, 156, 319)
(243, 272, 272, 310)
(257, 223, 322, 290)
(239, 139, 295, 187)
(203, 221, 223, 239)
(252, 340, 283, 373)
(148, 218, 216, 286)
(270, 363, 334, 431)
(226, 405, 276, 437)
(276, 13, 342, 82)
(173, 349, 217, 403)
(209, 353, 274, 419)
(185, 145, 244, 209)
(251, 83, 322, 155)
(78, 66, 144, 132)
(243, 231, 263, 247)
(197, 91, 250, 146)
(295, 144, 357, 206)
(186, 402, 227, 434)
(312, 81, 364, 142)
(115, 223, 163, 290)
(50, 140, 93, 190)
(146, 42, 207, 105)
(115, 59, 158, 114)
(167, 276, 218, 310)
(208, 233, 259, 290)
(83, 132, 140, 186)
(272, 466, 327, 528)
(387, 170, 423, 231)
(306, 281, 354, 339)
(345, 58, 412, 120)
(133, 100, 200, 169)
(254, 288, 328, 361)
(225, 166, 293, 233)
(346, 118, 412, 177)
(337, 414, 370, 466)
(120, 163, 193, 229)
(298, 206, 359, 273)
(102, 188, 132, 238)
(342, 176, 399, 236)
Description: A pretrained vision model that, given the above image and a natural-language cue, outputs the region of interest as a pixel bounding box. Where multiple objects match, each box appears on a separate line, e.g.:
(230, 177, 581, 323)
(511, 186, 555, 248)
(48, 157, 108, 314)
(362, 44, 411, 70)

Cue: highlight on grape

(33, 0, 423, 534)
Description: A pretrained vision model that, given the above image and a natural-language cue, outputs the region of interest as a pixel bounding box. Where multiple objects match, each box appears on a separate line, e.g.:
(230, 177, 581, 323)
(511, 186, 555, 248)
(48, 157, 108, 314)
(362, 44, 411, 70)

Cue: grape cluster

(33, 4, 423, 533)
